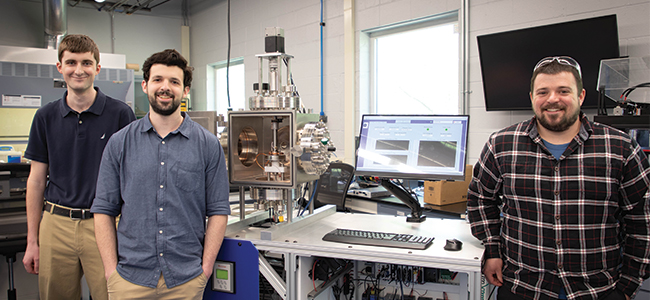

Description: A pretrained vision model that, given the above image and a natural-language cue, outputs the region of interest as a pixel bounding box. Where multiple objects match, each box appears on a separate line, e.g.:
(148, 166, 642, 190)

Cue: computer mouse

(444, 239, 462, 251)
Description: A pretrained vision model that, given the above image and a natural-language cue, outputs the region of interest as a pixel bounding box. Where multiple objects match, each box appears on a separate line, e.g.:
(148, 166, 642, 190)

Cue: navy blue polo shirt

(25, 87, 136, 208)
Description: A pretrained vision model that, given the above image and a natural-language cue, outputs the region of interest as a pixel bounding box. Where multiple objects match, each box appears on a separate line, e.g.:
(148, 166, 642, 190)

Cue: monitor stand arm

(380, 179, 426, 223)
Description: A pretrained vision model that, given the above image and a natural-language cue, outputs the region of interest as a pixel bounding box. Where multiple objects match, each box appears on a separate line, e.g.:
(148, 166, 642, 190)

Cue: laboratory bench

(218, 207, 486, 300)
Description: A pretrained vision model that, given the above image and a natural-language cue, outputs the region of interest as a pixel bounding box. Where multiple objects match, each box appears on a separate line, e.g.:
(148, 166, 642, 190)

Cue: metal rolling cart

(0, 163, 29, 300)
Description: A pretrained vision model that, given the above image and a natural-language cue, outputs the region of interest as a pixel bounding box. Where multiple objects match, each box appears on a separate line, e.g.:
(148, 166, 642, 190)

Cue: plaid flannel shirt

(467, 113, 650, 300)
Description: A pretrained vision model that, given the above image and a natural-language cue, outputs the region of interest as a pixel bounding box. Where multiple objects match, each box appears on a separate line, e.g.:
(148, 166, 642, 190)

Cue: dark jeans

(497, 286, 627, 300)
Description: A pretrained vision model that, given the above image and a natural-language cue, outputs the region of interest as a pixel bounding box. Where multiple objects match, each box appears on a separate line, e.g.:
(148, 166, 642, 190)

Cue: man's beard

(535, 104, 580, 132)
(149, 90, 180, 116)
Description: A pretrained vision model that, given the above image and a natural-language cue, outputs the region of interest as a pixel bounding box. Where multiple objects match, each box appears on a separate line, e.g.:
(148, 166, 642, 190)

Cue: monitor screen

(355, 115, 469, 181)
(477, 14, 620, 111)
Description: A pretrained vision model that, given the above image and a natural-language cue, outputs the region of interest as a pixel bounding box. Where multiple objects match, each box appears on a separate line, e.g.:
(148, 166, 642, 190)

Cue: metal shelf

(593, 115, 650, 130)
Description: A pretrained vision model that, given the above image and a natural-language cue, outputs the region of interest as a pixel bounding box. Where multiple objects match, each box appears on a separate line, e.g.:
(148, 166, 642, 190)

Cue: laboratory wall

(465, 0, 650, 165)
(188, 0, 650, 165)
(0, 0, 183, 76)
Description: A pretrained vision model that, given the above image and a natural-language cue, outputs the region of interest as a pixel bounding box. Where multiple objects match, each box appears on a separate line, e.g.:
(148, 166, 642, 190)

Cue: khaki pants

(39, 211, 107, 300)
(107, 271, 208, 300)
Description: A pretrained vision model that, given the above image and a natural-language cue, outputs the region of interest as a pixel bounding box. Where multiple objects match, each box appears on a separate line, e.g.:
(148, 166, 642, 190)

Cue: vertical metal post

(239, 186, 246, 220)
(460, 0, 470, 115)
(286, 57, 292, 92)
(6, 255, 16, 300)
(308, 181, 314, 215)
(258, 57, 264, 96)
(286, 188, 293, 223)
(286, 253, 297, 300)
(271, 120, 279, 153)
(269, 57, 277, 95)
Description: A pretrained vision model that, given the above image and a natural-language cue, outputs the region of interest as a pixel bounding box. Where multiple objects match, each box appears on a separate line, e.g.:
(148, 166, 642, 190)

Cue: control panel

(211, 260, 235, 293)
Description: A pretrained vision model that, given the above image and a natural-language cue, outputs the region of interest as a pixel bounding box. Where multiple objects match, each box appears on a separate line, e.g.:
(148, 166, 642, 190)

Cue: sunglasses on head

(533, 56, 582, 78)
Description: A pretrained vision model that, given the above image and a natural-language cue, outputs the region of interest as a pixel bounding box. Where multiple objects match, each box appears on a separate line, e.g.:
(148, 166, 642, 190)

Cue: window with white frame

(364, 11, 460, 115)
(207, 58, 245, 115)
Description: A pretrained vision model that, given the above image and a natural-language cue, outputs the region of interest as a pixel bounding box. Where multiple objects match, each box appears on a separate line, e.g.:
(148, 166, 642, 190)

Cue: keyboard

(322, 228, 434, 250)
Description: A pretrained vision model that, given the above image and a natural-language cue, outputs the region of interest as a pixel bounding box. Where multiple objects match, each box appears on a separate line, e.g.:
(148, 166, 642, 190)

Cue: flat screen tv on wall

(477, 15, 620, 111)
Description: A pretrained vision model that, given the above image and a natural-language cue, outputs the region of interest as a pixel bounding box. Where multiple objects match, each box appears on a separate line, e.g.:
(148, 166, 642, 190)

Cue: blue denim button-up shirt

(92, 112, 230, 288)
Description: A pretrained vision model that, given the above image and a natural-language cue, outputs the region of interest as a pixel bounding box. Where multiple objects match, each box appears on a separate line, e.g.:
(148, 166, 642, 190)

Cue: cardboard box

(423, 165, 473, 206)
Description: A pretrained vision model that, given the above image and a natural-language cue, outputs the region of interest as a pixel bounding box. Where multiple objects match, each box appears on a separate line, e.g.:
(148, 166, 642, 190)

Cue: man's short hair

(58, 34, 100, 64)
(530, 60, 583, 93)
(142, 49, 193, 88)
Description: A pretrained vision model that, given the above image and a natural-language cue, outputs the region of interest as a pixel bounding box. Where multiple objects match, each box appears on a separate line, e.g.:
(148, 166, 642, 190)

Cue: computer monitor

(477, 14, 620, 111)
(355, 114, 469, 181)
(354, 114, 470, 222)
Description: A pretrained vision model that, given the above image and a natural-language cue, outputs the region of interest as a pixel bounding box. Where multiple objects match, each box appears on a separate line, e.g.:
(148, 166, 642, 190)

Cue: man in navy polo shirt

(22, 34, 135, 300)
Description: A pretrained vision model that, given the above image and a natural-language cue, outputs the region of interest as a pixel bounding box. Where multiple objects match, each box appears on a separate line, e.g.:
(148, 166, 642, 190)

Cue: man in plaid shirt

(468, 56, 650, 300)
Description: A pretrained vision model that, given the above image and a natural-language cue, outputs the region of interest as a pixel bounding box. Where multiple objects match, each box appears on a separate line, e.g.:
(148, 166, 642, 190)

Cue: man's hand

(23, 161, 47, 275)
(105, 267, 116, 281)
(202, 264, 213, 279)
(22, 243, 39, 274)
(202, 215, 227, 280)
(483, 258, 503, 286)
(94, 214, 119, 282)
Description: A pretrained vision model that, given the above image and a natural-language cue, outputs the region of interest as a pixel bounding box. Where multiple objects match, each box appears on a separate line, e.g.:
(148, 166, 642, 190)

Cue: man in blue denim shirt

(91, 49, 230, 299)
